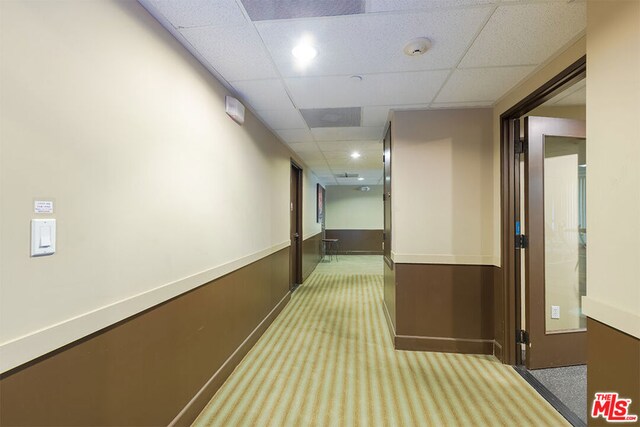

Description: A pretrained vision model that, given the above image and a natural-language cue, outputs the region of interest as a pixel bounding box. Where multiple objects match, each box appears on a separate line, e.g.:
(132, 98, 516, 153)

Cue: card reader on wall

(31, 219, 56, 257)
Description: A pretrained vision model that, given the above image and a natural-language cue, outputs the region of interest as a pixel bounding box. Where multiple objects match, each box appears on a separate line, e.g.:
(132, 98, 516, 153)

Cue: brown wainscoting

(493, 267, 505, 361)
(587, 318, 640, 427)
(395, 335, 495, 355)
(0, 248, 290, 427)
(383, 259, 396, 338)
(324, 229, 383, 255)
(392, 263, 496, 355)
(302, 232, 322, 282)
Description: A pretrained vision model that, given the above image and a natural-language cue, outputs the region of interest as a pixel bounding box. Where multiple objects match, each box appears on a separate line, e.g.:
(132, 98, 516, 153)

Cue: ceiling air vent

(300, 107, 361, 128)
(240, 0, 365, 21)
(335, 173, 360, 178)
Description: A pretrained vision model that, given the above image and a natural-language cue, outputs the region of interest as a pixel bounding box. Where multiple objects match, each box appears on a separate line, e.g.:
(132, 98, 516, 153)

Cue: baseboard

(394, 334, 494, 355)
(169, 291, 291, 426)
(382, 300, 396, 346)
(493, 340, 503, 360)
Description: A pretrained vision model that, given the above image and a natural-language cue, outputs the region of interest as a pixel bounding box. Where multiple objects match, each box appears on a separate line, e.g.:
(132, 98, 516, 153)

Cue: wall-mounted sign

(34, 200, 54, 214)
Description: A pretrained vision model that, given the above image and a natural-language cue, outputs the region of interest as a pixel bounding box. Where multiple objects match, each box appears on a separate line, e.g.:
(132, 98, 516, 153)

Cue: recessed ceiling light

(351, 152, 361, 159)
(358, 177, 365, 181)
(292, 41, 317, 62)
(403, 37, 432, 56)
(350, 75, 363, 82)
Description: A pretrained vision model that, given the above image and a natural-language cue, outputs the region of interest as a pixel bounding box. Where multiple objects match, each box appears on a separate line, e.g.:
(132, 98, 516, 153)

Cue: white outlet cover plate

(551, 305, 560, 319)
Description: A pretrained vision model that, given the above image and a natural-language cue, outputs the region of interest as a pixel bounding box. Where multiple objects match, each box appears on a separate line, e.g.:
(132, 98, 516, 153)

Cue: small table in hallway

(321, 238, 339, 262)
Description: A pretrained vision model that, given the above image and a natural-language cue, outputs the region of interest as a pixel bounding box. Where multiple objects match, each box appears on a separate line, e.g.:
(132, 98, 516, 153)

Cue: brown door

(290, 163, 302, 290)
(383, 125, 392, 264)
(524, 116, 587, 369)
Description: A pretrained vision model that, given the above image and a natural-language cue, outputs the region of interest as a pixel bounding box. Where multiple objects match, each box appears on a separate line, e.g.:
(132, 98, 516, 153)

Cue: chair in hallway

(321, 238, 339, 262)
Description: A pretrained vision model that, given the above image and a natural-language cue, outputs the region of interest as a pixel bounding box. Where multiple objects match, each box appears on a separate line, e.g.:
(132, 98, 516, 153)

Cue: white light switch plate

(31, 219, 56, 257)
(551, 305, 560, 319)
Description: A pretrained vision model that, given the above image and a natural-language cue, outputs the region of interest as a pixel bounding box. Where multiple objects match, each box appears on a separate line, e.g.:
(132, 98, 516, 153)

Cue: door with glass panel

(524, 116, 587, 369)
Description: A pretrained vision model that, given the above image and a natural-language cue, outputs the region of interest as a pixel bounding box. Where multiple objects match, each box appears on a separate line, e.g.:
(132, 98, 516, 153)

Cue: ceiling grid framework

(142, 0, 586, 186)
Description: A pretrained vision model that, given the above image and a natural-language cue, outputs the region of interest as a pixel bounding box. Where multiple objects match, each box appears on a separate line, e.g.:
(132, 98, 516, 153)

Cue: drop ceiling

(140, 0, 586, 186)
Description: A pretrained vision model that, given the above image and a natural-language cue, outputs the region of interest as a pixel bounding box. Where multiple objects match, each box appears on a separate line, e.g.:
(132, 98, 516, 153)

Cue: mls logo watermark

(592, 392, 638, 422)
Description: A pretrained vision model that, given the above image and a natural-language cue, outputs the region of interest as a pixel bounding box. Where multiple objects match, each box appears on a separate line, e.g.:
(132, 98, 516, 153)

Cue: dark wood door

(383, 125, 392, 264)
(524, 116, 587, 369)
(290, 163, 302, 290)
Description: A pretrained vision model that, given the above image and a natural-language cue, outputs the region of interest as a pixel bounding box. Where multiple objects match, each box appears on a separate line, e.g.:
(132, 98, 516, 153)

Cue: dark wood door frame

(499, 55, 586, 365)
(290, 161, 303, 290)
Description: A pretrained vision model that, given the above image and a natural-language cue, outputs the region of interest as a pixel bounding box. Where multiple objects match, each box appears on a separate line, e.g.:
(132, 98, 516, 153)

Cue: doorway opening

(290, 161, 303, 291)
(501, 56, 587, 426)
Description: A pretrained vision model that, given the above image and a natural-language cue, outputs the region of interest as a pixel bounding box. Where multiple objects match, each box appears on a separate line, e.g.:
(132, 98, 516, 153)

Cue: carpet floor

(194, 256, 568, 426)
(530, 365, 587, 424)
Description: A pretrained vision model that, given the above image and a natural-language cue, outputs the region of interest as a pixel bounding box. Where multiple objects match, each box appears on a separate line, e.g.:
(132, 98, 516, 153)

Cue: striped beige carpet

(194, 257, 568, 427)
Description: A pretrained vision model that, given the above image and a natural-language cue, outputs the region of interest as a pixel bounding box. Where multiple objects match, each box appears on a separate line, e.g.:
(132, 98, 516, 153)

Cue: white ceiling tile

(311, 127, 384, 141)
(231, 79, 294, 111)
(256, 108, 307, 130)
(317, 140, 382, 152)
(285, 70, 449, 108)
(365, 0, 496, 13)
(327, 152, 381, 166)
(435, 66, 536, 103)
(275, 128, 314, 143)
(297, 152, 326, 162)
(303, 159, 331, 169)
(180, 26, 278, 81)
(459, 2, 586, 68)
(430, 101, 494, 109)
(311, 168, 334, 174)
(361, 106, 392, 127)
(286, 142, 318, 152)
(255, 8, 492, 77)
(147, 0, 248, 28)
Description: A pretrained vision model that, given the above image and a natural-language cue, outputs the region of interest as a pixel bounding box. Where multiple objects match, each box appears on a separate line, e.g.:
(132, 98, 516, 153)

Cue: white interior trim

(391, 253, 500, 267)
(302, 231, 322, 240)
(583, 296, 640, 340)
(0, 241, 290, 374)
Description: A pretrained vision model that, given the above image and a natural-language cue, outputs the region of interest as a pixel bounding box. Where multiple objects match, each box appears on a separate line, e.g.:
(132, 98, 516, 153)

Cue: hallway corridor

(194, 257, 568, 426)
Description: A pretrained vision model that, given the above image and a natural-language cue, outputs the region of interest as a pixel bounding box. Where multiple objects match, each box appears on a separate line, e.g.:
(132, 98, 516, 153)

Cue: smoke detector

(403, 38, 432, 56)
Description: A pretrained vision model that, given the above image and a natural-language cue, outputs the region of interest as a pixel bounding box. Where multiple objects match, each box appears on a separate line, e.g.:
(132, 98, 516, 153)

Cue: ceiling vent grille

(240, 0, 365, 21)
(300, 107, 361, 128)
(335, 173, 360, 178)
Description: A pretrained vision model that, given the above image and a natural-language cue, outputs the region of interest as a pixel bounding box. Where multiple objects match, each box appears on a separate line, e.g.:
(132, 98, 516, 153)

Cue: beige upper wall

(391, 108, 495, 265)
(583, 0, 640, 338)
(0, 0, 316, 372)
(325, 185, 383, 230)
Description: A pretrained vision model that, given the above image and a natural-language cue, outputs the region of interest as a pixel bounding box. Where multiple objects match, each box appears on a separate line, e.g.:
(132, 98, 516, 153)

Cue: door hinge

(516, 329, 529, 344)
(515, 234, 528, 249)
(515, 138, 527, 155)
